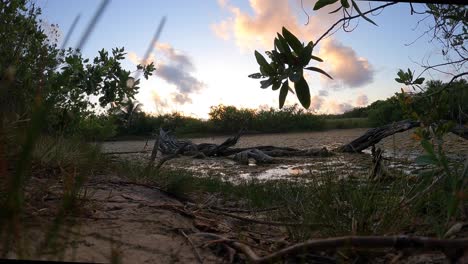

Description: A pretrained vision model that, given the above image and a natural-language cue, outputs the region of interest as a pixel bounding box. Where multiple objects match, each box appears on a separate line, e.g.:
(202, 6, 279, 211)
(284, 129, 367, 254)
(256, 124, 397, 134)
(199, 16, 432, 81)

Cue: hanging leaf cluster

(313, 0, 377, 26)
(248, 27, 332, 109)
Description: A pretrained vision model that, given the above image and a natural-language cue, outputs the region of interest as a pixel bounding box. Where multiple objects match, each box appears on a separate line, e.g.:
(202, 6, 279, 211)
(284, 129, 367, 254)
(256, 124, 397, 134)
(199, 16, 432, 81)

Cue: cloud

(211, 0, 340, 50)
(171, 92, 192, 104)
(211, 20, 232, 40)
(155, 43, 194, 71)
(127, 51, 156, 66)
(212, 0, 374, 89)
(318, 39, 374, 88)
(356, 94, 368, 106)
(318, 89, 329, 97)
(127, 43, 205, 106)
(310, 95, 324, 110)
(156, 64, 205, 94)
(327, 100, 354, 114)
(151, 90, 169, 114)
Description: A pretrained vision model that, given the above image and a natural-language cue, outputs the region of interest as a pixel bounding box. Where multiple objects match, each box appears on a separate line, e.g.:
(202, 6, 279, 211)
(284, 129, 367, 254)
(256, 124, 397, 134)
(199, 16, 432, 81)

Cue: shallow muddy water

(102, 128, 467, 182)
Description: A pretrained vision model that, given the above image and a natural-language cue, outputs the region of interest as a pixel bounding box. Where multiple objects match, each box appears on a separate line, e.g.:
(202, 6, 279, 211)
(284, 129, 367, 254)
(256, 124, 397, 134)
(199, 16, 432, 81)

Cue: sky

(37, 0, 455, 118)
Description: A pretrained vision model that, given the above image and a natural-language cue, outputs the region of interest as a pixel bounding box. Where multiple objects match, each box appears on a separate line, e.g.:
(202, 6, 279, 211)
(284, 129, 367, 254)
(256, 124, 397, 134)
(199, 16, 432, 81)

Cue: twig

(300, 0, 310, 25)
(148, 132, 160, 166)
(209, 209, 326, 228)
(180, 230, 204, 264)
(315, 2, 398, 46)
(103, 150, 150, 155)
(193, 233, 468, 263)
(209, 206, 283, 214)
(154, 143, 189, 169)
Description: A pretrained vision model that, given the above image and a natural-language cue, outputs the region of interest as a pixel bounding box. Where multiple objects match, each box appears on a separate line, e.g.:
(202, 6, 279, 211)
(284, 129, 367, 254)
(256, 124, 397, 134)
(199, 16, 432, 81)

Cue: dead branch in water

(193, 233, 468, 263)
(336, 120, 421, 153)
(155, 128, 331, 165)
(149, 119, 466, 166)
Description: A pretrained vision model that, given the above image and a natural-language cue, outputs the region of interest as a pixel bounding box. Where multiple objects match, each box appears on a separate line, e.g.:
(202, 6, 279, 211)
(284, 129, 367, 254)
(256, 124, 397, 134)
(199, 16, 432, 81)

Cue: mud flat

(102, 128, 467, 181)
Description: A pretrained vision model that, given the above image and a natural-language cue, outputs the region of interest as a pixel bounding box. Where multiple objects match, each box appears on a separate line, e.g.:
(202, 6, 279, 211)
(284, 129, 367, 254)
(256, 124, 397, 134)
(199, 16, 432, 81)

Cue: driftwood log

(151, 119, 467, 166)
(336, 119, 421, 153)
(154, 129, 332, 165)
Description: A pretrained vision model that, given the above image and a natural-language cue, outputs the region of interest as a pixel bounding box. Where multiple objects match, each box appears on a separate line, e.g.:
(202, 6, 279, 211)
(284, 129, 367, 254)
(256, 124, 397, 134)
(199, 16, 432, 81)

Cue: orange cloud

(127, 51, 155, 66)
(310, 95, 324, 111)
(356, 94, 369, 106)
(318, 39, 374, 88)
(212, 0, 340, 50)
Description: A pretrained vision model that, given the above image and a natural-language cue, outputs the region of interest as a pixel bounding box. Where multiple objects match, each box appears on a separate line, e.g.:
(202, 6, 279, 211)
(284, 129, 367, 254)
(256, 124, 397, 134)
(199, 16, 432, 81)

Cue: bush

(77, 115, 117, 141)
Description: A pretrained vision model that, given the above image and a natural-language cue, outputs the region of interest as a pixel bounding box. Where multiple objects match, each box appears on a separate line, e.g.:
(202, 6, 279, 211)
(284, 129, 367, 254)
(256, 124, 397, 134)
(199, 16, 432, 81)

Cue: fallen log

(337, 120, 467, 153)
(155, 129, 332, 165)
(336, 119, 421, 153)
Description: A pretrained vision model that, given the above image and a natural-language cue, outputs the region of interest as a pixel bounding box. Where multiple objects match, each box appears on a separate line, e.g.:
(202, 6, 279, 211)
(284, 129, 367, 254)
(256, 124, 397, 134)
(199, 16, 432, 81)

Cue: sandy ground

(6, 129, 466, 263)
(10, 176, 221, 263)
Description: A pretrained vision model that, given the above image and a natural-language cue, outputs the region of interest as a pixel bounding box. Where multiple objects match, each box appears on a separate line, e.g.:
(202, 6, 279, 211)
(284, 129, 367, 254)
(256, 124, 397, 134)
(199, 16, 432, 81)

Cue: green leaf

(304, 66, 333, 79)
(299, 42, 313, 66)
(274, 38, 285, 53)
(415, 155, 438, 165)
(310, 55, 323, 62)
(352, 0, 377, 26)
(397, 69, 405, 79)
(282, 27, 303, 54)
(255, 51, 273, 74)
(248, 73, 263, 79)
(414, 77, 425, 85)
(279, 81, 289, 109)
(260, 78, 273, 88)
(420, 139, 436, 157)
(272, 80, 281, 90)
(314, 0, 339, 10)
(289, 69, 303, 83)
(340, 0, 350, 8)
(294, 77, 311, 108)
(395, 78, 403, 83)
(277, 34, 294, 64)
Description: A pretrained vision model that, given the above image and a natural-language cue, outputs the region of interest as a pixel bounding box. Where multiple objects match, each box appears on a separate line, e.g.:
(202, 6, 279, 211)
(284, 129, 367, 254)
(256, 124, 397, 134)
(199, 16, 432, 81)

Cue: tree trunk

(336, 120, 421, 153)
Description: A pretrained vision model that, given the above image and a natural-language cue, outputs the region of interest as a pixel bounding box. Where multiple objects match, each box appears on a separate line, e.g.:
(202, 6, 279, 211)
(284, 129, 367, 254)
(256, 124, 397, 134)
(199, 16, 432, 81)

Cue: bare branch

(315, 2, 398, 46)
(194, 233, 468, 263)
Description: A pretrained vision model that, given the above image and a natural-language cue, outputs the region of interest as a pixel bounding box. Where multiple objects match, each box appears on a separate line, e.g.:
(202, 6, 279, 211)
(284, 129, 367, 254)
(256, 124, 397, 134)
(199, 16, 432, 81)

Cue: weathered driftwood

(336, 119, 421, 153)
(152, 118, 466, 166)
(338, 120, 467, 153)
(368, 146, 391, 181)
(233, 149, 274, 165)
(155, 129, 332, 165)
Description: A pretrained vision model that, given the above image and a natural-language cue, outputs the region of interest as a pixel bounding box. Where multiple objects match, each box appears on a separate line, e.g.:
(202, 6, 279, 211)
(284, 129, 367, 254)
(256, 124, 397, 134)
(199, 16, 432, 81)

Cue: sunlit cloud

(356, 94, 369, 106)
(325, 99, 354, 114)
(127, 51, 156, 66)
(212, 0, 374, 90)
(318, 39, 374, 88)
(211, 0, 339, 50)
(211, 20, 232, 40)
(310, 95, 324, 111)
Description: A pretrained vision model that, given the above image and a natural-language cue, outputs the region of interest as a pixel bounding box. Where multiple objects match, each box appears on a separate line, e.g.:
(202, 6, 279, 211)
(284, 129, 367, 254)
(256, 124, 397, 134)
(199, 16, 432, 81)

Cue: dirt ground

(6, 128, 467, 263)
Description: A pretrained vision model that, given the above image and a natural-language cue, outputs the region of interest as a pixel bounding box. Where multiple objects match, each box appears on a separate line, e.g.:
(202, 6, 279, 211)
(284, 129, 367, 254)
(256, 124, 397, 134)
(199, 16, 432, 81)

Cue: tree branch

(315, 2, 398, 46)
(194, 233, 468, 263)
